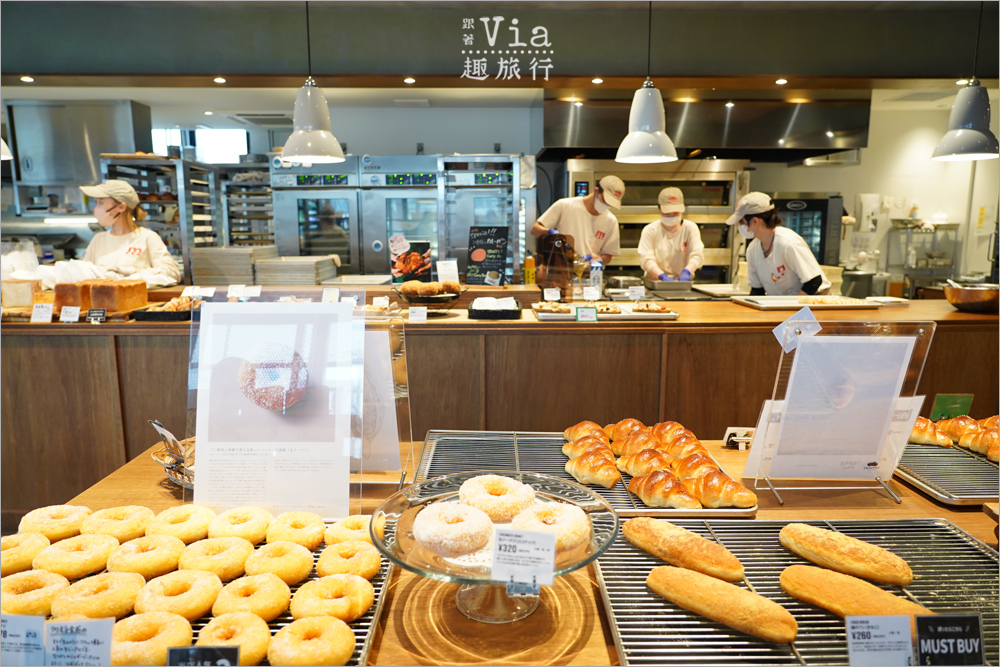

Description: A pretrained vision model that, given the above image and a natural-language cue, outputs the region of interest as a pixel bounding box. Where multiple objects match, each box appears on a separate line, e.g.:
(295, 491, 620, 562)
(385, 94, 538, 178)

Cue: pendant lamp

(281, 2, 345, 164)
(932, 2, 998, 161)
(616, 2, 677, 163)
(1, 139, 12, 161)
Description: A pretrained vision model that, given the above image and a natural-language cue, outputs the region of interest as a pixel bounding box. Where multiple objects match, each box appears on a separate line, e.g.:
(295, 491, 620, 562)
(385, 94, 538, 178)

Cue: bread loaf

(978, 415, 999, 430)
(561, 436, 612, 460)
(778, 523, 912, 586)
(616, 449, 675, 478)
(604, 418, 647, 442)
(647, 566, 797, 643)
(681, 470, 757, 509)
(671, 452, 720, 480)
(908, 416, 952, 447)
(563, 420, 607, 442)
(628, 470, 701, 510)
(1, 279, 41, 308)
(623, 517, 744, 581)
(565, 451, 621, 489)
(936, 415, 980, 443)
(90, 279, 148, 312)
(615, 430, 663, 457)
(960, 427, 998, 455)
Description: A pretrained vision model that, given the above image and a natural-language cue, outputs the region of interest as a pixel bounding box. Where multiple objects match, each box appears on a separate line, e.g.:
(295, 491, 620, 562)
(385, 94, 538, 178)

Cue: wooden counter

(66, 439, 998, 666)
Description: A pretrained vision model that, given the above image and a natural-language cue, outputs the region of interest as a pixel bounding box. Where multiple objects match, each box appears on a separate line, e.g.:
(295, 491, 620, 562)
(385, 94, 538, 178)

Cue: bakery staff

(727, 192, 830, 296)
(638, 187, 705, 282)
(79, 179, 181, 286)
(530, 175, 624, 266)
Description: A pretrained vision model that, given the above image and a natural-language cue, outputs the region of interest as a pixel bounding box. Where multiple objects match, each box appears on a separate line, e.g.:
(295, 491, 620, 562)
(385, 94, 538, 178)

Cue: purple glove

(679, 269, 692, 281)
(546, 227, 559, 235)
(581, 254, 592, 261)
(659, 273, 674, 282)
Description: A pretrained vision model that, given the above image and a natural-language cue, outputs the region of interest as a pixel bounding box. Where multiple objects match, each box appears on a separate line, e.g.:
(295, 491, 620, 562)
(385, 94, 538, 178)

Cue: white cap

(726, 191, 774, 225)
(598, 175, 625, 208)
(79, 179, 140, 210)
(658, 187, 685, 214)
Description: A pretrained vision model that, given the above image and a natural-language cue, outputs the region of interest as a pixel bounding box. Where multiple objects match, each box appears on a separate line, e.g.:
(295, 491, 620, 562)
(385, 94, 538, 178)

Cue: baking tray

(531, 303, 679, 321)
(732, 296, 881, 310)
(596, 518, 999, 666)
(414, 430, 756, 518)
(468, 300, 522, 320)
(894, 443, 999, 505)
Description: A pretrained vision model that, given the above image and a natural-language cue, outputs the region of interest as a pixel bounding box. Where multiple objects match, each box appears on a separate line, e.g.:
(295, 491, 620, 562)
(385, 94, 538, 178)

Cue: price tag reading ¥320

(492, 527, 556, 589)
(846, 615, 913, 666)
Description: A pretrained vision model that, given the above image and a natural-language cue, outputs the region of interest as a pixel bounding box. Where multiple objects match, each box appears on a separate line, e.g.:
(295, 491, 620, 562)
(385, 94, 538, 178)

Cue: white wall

(749, 108, 999, 277)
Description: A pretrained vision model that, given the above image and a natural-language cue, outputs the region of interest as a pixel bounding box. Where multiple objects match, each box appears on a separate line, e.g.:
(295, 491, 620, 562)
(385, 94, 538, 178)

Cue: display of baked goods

(632, 301, 671, 313)
(908, 416, 953, 447)
(147, 296, 203, 312)
(396, 280, 461, 297)
(778, 523, 913, 586)
(53, 279, 148, 315)
(623, 517, 744, 581)
(531, 301, 572, 313)
(1, 278, 42, 308)
(926, 413, 1000, 460)
(797, 295, 869, 305)
(590, 301, 621, 314)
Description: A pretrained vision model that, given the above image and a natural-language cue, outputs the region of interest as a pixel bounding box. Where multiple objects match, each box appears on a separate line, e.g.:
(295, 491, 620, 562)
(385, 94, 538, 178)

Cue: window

(151, 129, 249, 164)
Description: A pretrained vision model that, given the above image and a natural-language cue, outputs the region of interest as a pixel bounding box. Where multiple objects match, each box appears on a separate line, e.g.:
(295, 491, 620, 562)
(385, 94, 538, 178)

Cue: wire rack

(415, 430, 757, 518)
(596, 518, 999, 666)
(895, 444, 999, 505)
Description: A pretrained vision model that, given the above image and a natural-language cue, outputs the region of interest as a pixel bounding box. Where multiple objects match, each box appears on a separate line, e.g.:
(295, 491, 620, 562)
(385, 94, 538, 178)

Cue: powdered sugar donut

(412, 503, 492, 557)
(145, 505, 216, 544)
(0, 570, 70, 616)
(32, 533, 119, 579)
(81, 506, 155, 543)
(511, 503, 591, 552)
(1, 532, 50, 577)
(111, 612, 192, 667)
(50, 571, 146, 619)
(208, 507, 272, 545)
(19, 505, 92, 542)
(238, 343, 309, 412)
(459, 474, 535, 523)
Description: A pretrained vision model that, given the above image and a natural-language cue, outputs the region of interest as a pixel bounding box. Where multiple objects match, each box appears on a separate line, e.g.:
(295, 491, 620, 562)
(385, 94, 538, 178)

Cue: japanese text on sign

(460, 16, 554, 81)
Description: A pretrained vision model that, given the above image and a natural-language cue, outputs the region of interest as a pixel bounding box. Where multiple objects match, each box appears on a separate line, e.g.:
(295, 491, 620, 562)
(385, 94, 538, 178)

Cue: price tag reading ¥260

(1, 614, 46, 666)
(846, 616, 913, 666)
(45, 618, 113, 667)
(492, 528, 556, 588)
(628, 285, 645, 301)
(543, 288, 561, 302)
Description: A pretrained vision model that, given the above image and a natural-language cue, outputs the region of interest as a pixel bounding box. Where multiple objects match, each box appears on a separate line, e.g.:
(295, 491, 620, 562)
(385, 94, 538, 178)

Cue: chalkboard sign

(466, 226, 509, 286)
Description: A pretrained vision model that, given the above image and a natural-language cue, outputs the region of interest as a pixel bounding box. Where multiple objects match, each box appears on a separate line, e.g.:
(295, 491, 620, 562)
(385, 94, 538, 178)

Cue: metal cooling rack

(596, 518, 999, 666)
(895, 444, 999, 505)
(415, 430, 757, 517)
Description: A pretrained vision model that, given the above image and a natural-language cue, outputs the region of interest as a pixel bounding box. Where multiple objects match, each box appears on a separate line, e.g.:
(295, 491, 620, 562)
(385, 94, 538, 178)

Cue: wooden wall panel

(405, 334, 484, 440)
(917, 327, 999, 417)
(484, 333, 662, 432)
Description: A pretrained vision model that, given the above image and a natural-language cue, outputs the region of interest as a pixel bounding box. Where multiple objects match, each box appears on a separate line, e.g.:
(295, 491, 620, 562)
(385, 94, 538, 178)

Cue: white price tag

(1, 615, 46, 666)
(30, 303, 53, 323)
(340, 295, 357, 305)
(372, 296, 390, 308)
(576, 306, 598, 322)
(492, 528, 556, 587)
(437, 259, 460, 284)
(242, 285, 262, 298)
(543, 288, 561, 302)
(59, 306, 81, 323)
(582, 286, 600, 301)
(484, 273, 502, 286)
(45, 617, 113, 667)
(197, 287, 217, 298)
(322, 287, 341, 303)
(181, 286, 196, 297)
(846, 616, 913, 666)
(227, 284, 246, 298)
(388, 234, 410, 256)
(628, 285, 645, 301)
(408, 306, 427, 322)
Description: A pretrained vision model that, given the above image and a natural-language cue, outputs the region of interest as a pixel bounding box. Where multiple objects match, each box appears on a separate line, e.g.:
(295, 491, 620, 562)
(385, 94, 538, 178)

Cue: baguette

(647, 566, 797, 643)
(908, 416, 952, 447)
(778, 523, 912, 586)
(627, 470, 702, 510)
(623, 517, 743, 581)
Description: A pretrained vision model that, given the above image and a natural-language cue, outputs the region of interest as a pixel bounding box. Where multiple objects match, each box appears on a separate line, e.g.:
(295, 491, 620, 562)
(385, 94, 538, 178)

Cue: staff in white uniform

(726, 192, 829, 296)
(638, 187, 705, 282)
(530, 175, 624, 266)
(79, 179, 180, 286)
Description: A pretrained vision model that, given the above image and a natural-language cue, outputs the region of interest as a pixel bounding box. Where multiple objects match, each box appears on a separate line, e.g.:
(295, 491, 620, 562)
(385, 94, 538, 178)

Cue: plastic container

(589, 259, 604, 290)
(524, 255, 535, 284)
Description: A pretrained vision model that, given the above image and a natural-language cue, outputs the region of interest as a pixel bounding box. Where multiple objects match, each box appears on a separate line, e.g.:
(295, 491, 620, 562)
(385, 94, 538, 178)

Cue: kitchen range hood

(540, 97, 870, 164)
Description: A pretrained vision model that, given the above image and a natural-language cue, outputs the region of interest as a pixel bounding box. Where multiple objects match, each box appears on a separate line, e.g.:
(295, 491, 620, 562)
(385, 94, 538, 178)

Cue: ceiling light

(788, 98, 811, 104)
(592, 78, 604, 84)
(574, 101, 583, 107)
(20, 76, 33, 83)
(956, 79, 969, 86)
(214, 77, 226, 84)
(674, 97, 697, 103)
(825, 131, 834, 138)
(725, 102, 735, 108)
(778, 139, 785, 145)
(1, 139, 12, 160)
(775, 78, 788, 85)
(204, 111, 214, 116)
(403, 77, 416, 84)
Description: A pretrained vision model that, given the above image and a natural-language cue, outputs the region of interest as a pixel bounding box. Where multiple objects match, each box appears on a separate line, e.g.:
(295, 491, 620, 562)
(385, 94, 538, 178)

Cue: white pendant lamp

(1, 139, 12, 161)
(616, 2, 677, 163)
(281, 2, 345, 164)
(932, 2, 998, 161)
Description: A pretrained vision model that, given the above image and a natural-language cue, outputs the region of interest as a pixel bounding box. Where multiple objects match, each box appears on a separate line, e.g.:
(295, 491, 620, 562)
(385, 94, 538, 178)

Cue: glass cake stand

(369, 470, 619, 623)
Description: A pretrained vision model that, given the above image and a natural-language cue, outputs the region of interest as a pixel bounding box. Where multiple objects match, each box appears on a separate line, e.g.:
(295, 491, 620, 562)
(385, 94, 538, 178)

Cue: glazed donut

(412, 503, 493, 557)
(1, 532, 50, 576)
(459, 474, 535, 522)
(267, 616, 355, 667)
(212, 572, 290, 622)
(179, 536, 254, 581)
(145, 505, 216, 544)
(50, 571, 146, 619)
(244, 540, 314, 585)
(511, 503, 591, 552)
(317, 540, 382, 580)
(324, 515, 373, 546)
(107, 534, 186, 580)
(197, 612, 270, 666)
(267, 511, 325, 550)
(135, 569, 223, 621)
(0, 569, 70, 616)
(81, 505, 155, 543)
(18, 505, 92, 542)
(32, 533, 119, 579)
(111, 611, 192, 667)
(238, 343, 309, 412)
(290, 574, 374, 622)
(208, 507, 273, 545)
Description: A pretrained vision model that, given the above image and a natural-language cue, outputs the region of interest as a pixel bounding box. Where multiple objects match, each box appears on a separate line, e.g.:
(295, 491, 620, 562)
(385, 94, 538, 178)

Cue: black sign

(466, 226, 509, 286)
(86, 308, 107, 323)
(916, 614, 984, 665)
(168, 645, 240, 666)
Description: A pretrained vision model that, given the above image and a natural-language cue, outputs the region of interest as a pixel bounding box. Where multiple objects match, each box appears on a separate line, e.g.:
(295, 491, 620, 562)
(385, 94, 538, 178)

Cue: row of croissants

(909, 414, 998, 462)
(561, 418, 757, 510)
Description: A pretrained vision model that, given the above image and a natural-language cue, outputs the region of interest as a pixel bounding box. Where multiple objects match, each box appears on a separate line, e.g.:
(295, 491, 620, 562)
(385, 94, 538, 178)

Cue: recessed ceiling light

(574, 101, 583, 107)
(725, 102, 735, 108)
(778, 138, 785, 145)
(403, 77, 416, 84)
(674, 97, 698, 103)
(825, 131, 835, 138)
(956, 79, 969, 85)
(20, 76, 34, 83)
(204, 111, 214, 116)
(775, 78, 788, 85)
(213, 77, 226, 84)
(592, 77, 603, 84)
(788, 98, 811, 104)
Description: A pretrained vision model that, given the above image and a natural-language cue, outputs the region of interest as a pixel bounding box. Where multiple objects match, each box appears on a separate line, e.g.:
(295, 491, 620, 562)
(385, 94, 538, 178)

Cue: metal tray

(531, 303, 679, 321)
(894, 443, 1000, 505)
(415, 430, 756, 518)
(596, 518, 999, 666)
(732, 296, 881, 310)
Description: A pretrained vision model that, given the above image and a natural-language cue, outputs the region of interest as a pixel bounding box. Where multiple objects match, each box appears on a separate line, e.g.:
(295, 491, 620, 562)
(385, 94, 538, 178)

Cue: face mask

(594, 198, 610, 214)
(737, 224, 755, 240)
(660, 215, 681, 231)
(96, 203, 120, 228)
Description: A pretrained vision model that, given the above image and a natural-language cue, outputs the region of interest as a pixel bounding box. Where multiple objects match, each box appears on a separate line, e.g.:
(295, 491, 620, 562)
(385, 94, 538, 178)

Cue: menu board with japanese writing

(466, 226, 509, 286)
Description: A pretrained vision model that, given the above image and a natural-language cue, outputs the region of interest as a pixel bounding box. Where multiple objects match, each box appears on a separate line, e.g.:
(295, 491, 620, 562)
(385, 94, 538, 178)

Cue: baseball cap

(658, 187, 685, 214)
(726, 191, 775, 225)
(79, 179, 140, 210)
(598, 175, 625, 208)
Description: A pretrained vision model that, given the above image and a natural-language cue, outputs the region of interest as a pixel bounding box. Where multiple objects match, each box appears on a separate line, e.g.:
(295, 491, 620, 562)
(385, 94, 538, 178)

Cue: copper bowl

(943, 283, 999, 313)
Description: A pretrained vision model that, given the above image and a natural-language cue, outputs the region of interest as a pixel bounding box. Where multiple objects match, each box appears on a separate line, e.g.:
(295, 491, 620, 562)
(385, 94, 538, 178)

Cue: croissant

(663, 436, 708, 460)
(605, 418, 648, 442)
(960, 427, 998, 455)
(988, 442, 999, 463)
(565, 450, 621, 489)
(681, 470, 757, 508)
(563, 420, 607, 442)
(672, 451, 721, 480)
(616, 448, 676, 477)
(615, 430, 663, 457)
(908, 417, 952, 447)
(937, 415, 980, 443)
(979, 415, 999, 430)
(651, 421, 686, 442)
(562, 436, 613, 459)
(628, 470, 702, 509)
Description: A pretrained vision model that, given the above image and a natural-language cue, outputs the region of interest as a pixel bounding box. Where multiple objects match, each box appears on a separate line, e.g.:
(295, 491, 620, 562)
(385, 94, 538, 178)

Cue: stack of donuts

(561, 418, 757, 510)
(0, 503, 386, 667)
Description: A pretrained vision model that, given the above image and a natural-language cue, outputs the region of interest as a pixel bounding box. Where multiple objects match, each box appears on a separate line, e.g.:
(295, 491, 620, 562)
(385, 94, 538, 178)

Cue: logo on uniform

(771, 264, 787, 281)
(667, 196, 679, 203)
(595, 230, 606, 240)
(126, 247, 142, 256)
